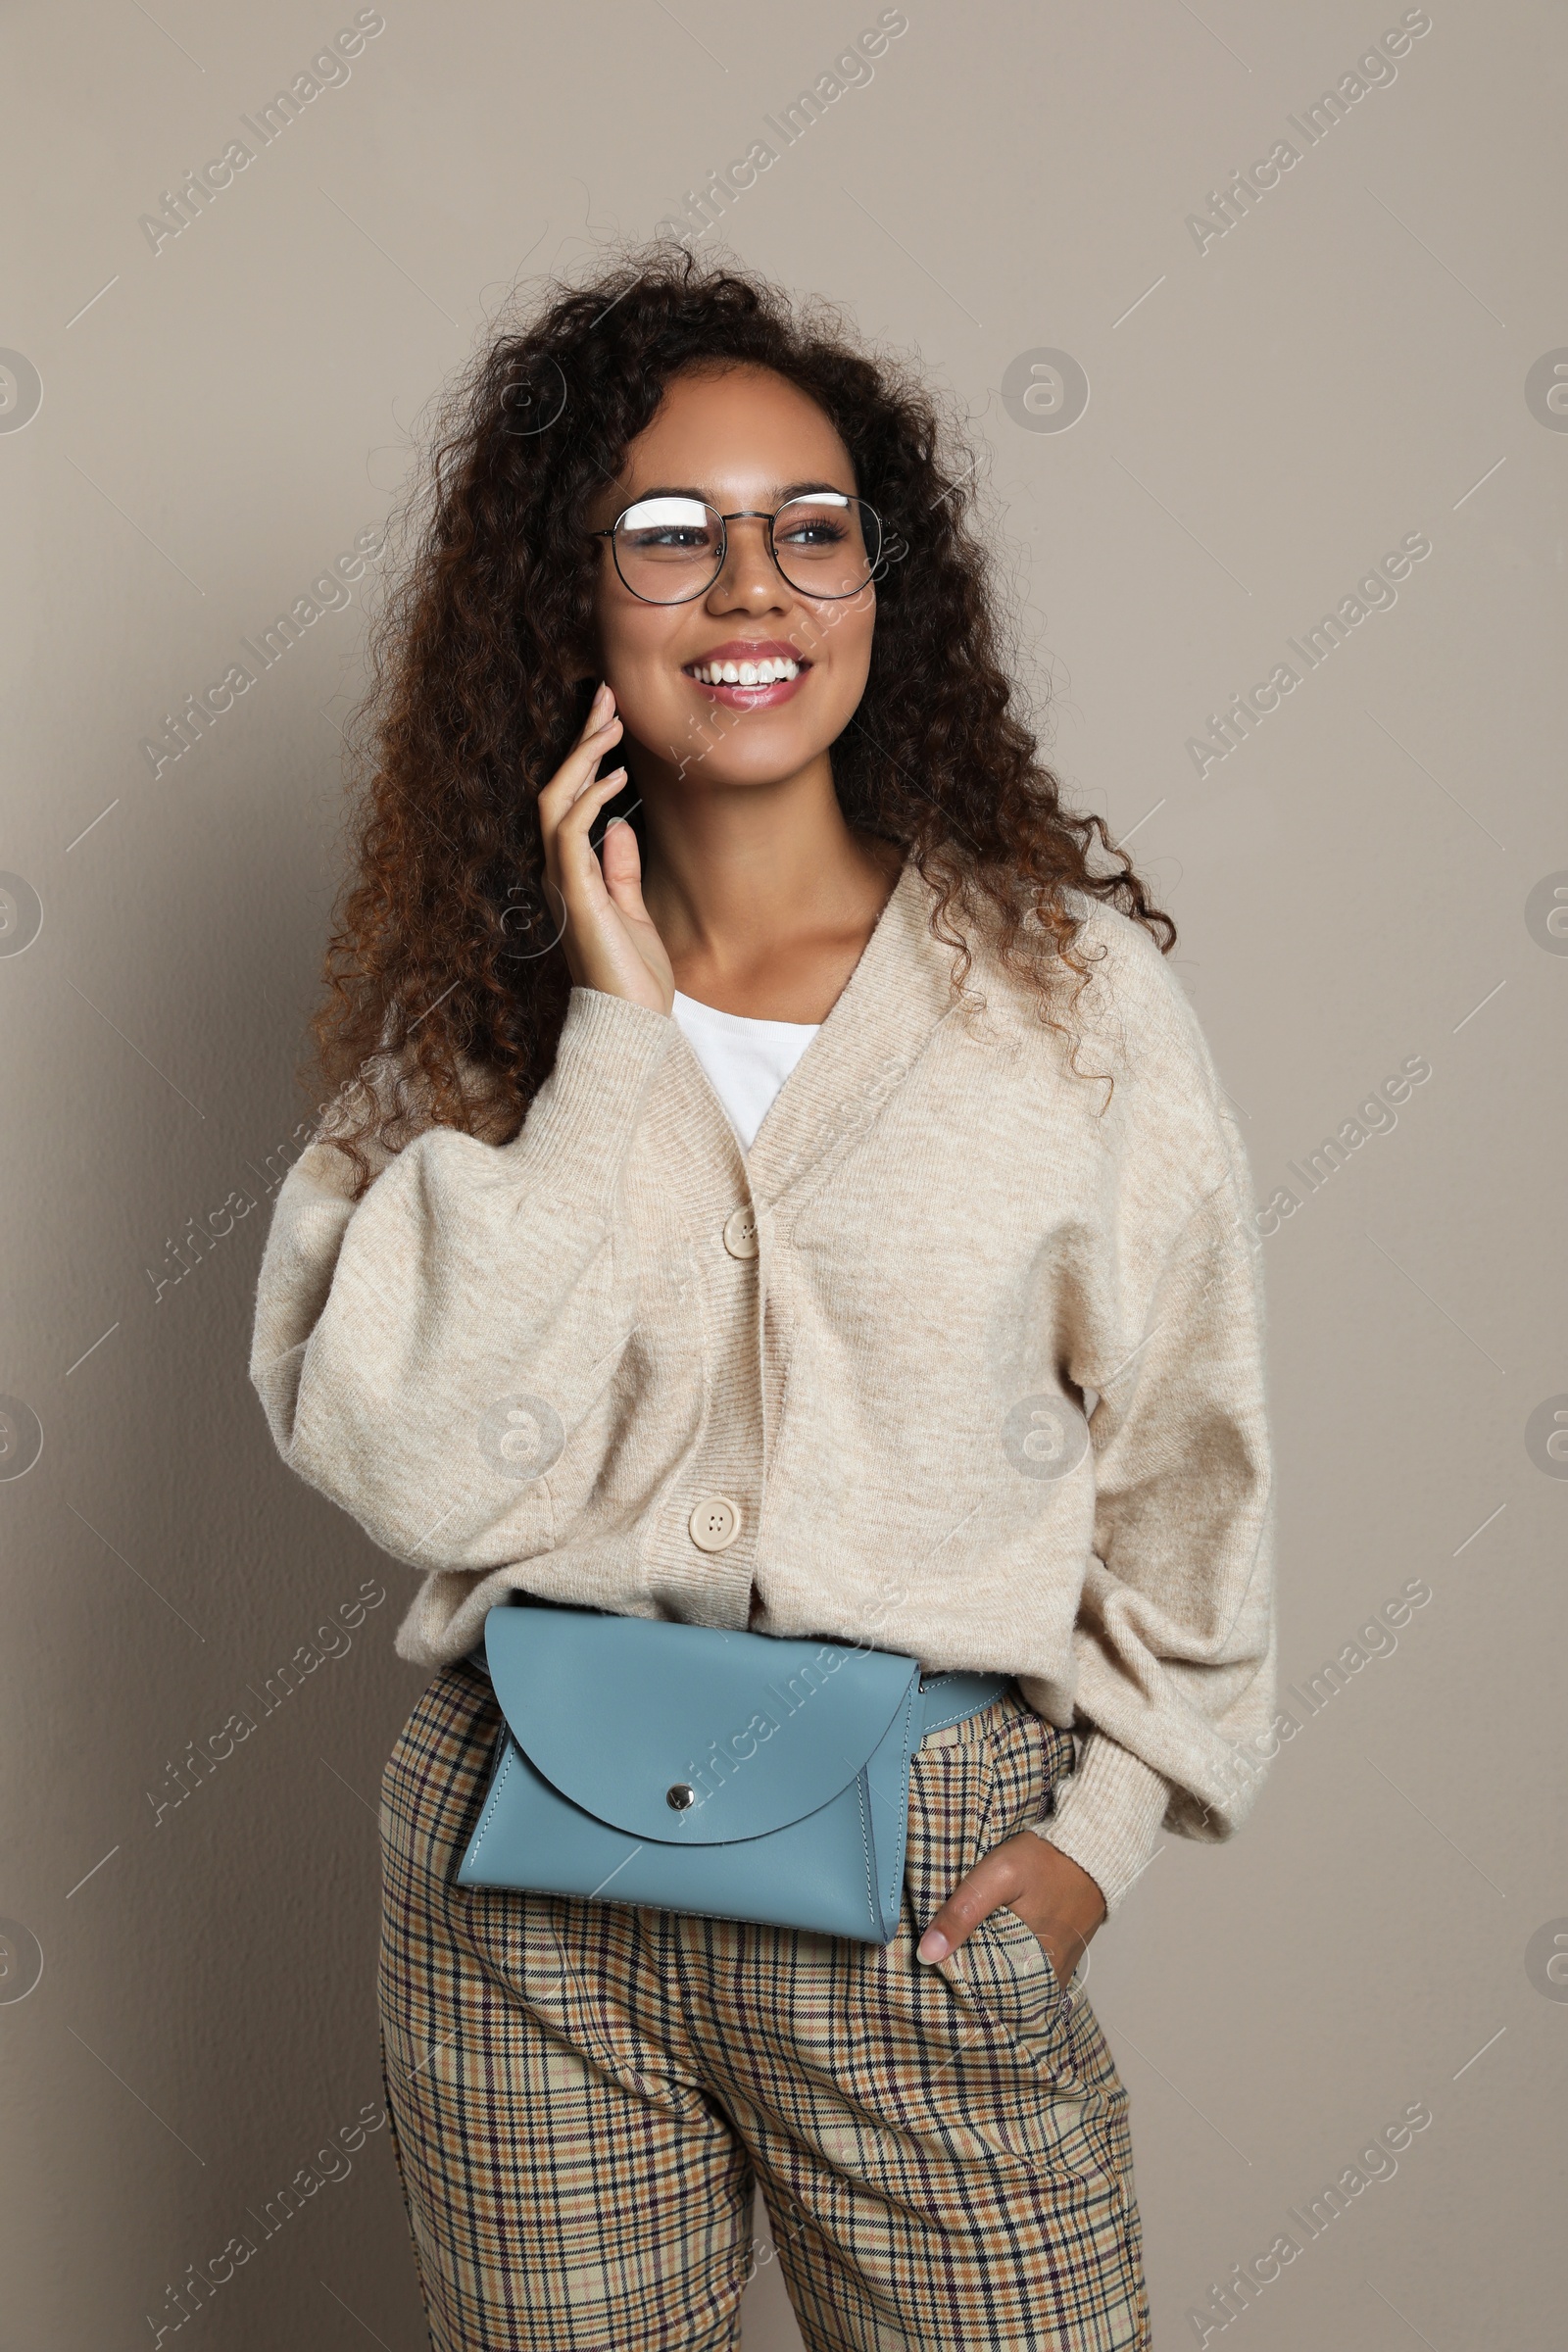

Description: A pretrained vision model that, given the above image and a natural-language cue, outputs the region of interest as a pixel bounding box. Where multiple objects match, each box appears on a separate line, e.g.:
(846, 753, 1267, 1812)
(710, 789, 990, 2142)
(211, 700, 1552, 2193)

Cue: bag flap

(484, 1605, 921, 1845)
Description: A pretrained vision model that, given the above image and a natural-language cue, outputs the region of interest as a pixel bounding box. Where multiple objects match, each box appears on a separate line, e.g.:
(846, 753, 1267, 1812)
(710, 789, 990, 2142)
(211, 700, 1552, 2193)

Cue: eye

(630, 524, 712, 551)
(616, 496, 718, 552)
(774, 492, 859, 555)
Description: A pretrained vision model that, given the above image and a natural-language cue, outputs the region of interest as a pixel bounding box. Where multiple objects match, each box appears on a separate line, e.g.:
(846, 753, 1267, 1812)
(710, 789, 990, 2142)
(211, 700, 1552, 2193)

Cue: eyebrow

(619, 479, 854, 505)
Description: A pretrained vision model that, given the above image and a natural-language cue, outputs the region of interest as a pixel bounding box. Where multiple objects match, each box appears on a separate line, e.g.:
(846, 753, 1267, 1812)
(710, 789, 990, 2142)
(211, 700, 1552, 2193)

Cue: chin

(683, 748, 825, 789)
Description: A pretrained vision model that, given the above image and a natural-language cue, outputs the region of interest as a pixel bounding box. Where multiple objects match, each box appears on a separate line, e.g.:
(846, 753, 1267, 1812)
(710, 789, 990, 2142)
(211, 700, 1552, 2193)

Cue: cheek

(596, 603, 688, 705)
(591, 581, 648, 671)
(802, 593, 875, 680)
(822, 610, 876, 706)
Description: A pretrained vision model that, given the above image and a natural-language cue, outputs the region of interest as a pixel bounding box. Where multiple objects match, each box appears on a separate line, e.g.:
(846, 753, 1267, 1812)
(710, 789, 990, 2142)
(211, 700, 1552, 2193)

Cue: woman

(250, 246, 1274, 2351)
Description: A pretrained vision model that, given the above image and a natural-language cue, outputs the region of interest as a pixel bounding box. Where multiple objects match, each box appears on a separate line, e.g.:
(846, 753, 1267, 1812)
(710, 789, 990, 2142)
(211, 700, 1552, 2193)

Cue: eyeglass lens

(612, 493, 880, 602)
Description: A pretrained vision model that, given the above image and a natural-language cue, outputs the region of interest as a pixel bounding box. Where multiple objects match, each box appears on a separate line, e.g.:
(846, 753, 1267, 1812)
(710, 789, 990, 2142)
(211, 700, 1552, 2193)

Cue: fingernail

(915, 1929, 949, 1964)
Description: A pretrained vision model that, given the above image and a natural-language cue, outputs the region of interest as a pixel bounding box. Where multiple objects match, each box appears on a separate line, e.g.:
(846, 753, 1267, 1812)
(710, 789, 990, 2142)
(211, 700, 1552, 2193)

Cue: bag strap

(918, 1670, 1014, 1737)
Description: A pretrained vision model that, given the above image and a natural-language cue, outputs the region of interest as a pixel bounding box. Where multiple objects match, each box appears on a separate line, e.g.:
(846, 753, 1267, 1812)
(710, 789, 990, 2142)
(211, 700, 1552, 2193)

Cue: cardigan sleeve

(1024, 1099, 1277, 1917)
(248, 987, 675, 1573)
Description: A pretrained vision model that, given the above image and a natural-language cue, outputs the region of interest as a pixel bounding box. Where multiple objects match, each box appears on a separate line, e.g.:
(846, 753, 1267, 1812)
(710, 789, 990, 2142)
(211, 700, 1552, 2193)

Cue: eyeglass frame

(587, 490, 887, 606)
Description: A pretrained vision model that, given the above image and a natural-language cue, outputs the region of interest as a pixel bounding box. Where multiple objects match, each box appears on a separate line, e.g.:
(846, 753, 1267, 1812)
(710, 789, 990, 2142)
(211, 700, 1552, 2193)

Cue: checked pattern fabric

(377, 1654, 1150, 2351)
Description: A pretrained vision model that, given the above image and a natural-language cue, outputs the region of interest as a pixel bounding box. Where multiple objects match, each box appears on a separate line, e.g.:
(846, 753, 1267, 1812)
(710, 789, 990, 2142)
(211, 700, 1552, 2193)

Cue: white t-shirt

(670, 989, 819, 1153)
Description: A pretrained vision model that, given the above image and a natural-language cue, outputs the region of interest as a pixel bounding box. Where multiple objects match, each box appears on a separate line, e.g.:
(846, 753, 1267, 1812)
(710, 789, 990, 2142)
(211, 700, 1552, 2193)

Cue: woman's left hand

(915, 1834, 1107, 1990)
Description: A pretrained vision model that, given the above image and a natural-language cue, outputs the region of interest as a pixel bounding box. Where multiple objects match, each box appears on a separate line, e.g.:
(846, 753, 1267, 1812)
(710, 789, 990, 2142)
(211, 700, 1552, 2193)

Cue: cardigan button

(688, 1494, 742, 1552)
(722, 1204, 759, 1259)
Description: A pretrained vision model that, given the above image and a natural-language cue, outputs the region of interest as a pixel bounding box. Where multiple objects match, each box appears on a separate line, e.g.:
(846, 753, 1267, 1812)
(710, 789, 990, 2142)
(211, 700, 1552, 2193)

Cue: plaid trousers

(377, 1654, 1149, 2351)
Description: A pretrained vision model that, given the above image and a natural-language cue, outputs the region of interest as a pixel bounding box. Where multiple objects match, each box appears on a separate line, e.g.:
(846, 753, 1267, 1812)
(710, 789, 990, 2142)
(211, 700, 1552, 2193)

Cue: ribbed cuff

(503, 986, 674, 1191)
(1031, 1730, 1172, 1916)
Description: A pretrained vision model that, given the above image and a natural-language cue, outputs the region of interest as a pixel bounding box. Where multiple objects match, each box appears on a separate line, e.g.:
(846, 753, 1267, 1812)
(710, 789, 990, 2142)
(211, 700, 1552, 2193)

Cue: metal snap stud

(665, 1783, 696, 1811)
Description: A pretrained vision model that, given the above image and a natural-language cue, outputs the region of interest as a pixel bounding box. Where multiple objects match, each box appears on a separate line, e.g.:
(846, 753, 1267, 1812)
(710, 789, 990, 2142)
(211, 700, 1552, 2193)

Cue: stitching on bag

(885, 1680, 920, 1933)
(460, 1739, 517, 1869)
(854, 1769, 877, 1934)
(895, 1679, 918, 1788)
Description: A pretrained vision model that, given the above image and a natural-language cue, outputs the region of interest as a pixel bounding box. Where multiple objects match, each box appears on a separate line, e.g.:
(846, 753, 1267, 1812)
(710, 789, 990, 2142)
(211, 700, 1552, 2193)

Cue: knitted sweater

(249, 858, 1276, 1911)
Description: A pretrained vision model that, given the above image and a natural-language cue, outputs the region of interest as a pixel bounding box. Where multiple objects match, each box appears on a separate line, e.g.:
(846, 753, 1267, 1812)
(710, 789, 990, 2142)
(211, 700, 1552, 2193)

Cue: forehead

(606, 364, 856, 507)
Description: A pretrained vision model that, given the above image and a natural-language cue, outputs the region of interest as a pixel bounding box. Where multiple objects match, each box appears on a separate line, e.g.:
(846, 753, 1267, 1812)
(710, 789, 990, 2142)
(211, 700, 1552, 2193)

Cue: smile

(681, 643, 811, 707)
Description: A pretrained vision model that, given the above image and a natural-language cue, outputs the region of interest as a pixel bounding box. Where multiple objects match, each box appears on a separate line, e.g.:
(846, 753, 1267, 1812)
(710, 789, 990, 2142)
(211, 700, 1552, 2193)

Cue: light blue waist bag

(455, 1601, 1012, 1943)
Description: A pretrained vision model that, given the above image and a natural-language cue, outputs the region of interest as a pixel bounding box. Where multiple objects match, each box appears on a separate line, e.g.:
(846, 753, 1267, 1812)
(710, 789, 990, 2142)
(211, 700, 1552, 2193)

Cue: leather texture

(454, 1602, 1011, 1942)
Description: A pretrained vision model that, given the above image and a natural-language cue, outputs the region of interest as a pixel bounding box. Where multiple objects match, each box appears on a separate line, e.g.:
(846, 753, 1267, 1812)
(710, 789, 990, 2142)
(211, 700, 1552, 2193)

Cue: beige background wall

(3, 1, 1564, 2344)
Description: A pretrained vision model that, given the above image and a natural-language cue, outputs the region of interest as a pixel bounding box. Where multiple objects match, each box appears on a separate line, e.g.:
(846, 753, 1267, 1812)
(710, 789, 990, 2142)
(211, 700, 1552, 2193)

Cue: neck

(628, 751, 904, 1019)
(637, 756, 897, 972)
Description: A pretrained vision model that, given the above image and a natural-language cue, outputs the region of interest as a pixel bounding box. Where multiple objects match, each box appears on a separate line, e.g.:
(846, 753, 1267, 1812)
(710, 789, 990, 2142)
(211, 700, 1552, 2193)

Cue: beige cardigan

(249, 859, 1275, 1911)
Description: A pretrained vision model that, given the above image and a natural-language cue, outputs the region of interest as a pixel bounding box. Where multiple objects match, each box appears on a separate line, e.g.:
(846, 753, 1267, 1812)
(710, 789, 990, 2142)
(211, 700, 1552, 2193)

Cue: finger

(564, 749, 628, 818)
(542, 755, 625, 849)
(557, 767, 628, 840)
(540, 714, 625, 827)
(539, 720, 624, 821)
(573, 696, 619, 756)
(915, 1851, 1028, 1964)
(540, 708, 623, 797)
(574, 679, 613, 741)
(548, 773, 628, 912)
(598, 805, 645, 904)
(575, 680, 616, 743)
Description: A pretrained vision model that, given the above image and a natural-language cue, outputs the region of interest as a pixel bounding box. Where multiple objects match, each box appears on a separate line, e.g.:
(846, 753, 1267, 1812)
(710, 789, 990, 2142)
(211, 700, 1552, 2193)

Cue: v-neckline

(645, 856, 962, 1224)
(747, 856, 963, 1203)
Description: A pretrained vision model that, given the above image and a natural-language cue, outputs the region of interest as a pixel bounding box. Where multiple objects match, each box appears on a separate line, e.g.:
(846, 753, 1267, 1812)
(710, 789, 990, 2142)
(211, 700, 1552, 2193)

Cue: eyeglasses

(589, 490, 885, 605)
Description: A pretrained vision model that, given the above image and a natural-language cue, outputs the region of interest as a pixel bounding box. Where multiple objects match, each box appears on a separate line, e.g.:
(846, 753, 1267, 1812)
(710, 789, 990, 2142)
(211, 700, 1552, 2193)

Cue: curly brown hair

(310, 240, 1175, 1197)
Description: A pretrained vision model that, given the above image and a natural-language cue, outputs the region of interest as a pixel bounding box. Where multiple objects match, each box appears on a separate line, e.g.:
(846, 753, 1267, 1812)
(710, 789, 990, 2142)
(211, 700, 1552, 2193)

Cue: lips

(681, 639, 812, 709)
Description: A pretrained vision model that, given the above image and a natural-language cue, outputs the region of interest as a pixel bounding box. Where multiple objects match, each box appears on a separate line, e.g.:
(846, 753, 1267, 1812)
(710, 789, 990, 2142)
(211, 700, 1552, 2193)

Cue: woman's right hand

(536, 680, 673, 1013)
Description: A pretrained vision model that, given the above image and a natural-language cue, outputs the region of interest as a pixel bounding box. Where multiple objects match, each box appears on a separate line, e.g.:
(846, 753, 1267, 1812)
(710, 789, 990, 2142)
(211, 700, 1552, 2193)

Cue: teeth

(688, 657, 802, 686)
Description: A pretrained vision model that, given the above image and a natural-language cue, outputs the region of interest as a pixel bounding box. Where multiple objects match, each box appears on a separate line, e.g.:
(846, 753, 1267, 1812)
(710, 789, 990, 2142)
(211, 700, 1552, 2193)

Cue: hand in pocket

(915, 1830, 1107, 1991)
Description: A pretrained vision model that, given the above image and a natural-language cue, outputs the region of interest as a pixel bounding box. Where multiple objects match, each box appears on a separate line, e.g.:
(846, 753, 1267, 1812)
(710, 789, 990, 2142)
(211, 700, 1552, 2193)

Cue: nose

(706, 514, 790, 612)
